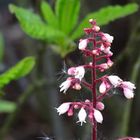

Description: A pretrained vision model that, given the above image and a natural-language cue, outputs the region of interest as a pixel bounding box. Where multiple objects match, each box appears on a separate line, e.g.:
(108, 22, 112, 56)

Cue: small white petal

(94, 109, 103, 123)
(77, 108, 87, 126)
(56, 102, 71, 115)
(59, 79, 71, 93)
(123, 88, 134, 99)
(99, 82, 106, 94)
(108, 75, 122, 87)
(122, 81, 136, 90)
(75, 66, 85, 81)
(78, 39, 88, 50)
(103, 33, 114, 43)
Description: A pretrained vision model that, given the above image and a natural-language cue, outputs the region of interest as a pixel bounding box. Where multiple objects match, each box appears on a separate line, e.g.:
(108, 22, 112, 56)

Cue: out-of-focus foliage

(0, 33, 4, 63)
(71, 3, 138, 39)
(0, 100, 16, 113)
(0, 57, 35, 89)
(9, 1, 138, 57)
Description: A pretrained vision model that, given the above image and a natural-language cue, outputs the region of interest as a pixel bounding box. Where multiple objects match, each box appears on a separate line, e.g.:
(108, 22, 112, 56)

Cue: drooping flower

(102, 33, 114, 43)
(56, 102, 71, 115)
(59, 78, 72, 93)
(94, 109, 103, 123)
(77, 108, 87, 126)
(78, 39, 88, 50)
(108, 75, 122, 87)
(120, 81, 136, 99)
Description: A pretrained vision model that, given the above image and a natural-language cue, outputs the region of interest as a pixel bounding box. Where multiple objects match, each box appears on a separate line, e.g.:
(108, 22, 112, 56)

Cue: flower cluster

(59, 66, 85, 93)
(56, 100, 104, 126)
(56, 19, 136, 128)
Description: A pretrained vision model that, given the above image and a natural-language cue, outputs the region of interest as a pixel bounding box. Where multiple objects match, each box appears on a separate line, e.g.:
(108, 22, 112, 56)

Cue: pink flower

(108, 75, 122, 87)
(94, 109, 103, 123)
(56, 102, 71, 115)
(96, 102, 105, 111)
(98, 63, 109, 72)
(120, 81, 136, 99)
(68, 66, 85, 81)
(102, 33, 114, 43)
(78, 39, 88, 50)
(77, 108, 87, 126)
(59, 78, 72, 93)
(100, 44, 113, 55)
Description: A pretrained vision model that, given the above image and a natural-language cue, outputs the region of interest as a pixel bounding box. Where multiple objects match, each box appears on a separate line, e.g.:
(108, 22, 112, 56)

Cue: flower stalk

(56, 19, 136, 140)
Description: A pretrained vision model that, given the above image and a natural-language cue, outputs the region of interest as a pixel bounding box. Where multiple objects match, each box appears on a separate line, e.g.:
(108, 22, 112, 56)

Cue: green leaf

(55, 0, 80, 35)
(9, 4, 65, 42)
(0, 57, 35, 88)
(0, 100, 16, 113)
(40, 1, 58, 28)
(71, 3, 139, 40)
(51, 39, 76, 57)
(0, 33, 4, 62)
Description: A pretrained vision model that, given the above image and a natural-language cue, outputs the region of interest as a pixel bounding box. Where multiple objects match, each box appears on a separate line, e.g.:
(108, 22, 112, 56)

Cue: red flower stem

(96, 55, 110, 61)
(97, 87, 112, 101)
(94, 75, 107, 83)
(81, 80, 92, 90)
(92, 39, 97, 140)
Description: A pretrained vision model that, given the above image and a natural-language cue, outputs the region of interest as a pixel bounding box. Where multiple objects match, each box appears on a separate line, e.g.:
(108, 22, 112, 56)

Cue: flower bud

(99, 81, 106, 94)
(94, 109, 103, 123)
(96, 102, 105, 111)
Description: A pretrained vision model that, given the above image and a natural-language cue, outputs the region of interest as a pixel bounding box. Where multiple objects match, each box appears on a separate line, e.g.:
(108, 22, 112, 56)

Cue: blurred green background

(0, 0, 140, 140)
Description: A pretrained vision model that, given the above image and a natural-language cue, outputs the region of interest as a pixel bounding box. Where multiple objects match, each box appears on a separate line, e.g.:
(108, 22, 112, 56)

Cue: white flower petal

(123, 88, 134, 99)
(78, 39, 88, 50)
(77, 108, 87, 126)
(56, 102, 71, 115)
(94, 109, 103, 123)
(75, 66, 85, 81)
(122, 81, 136, 90)
(99, 82, 106, 94)
(103, 33, 114, 43)
(108, 75, 122, 87)
(59, 79, 72, 93)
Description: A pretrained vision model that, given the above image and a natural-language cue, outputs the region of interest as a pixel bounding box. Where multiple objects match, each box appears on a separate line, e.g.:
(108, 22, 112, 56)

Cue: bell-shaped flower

(102, 33, 114, 43)
(78, 39, 88, 50)
(77, 108, 87, 126)
(56, 102, 71, 115)
(94, 109, 103, 123)
(59, 78, 72, 93)
(108, 75, 122, 87)
(99, 81, 107, 94)
(68, 66, 85, 81)
(120, 81, 136, 99)
(121, 81, 136, 90)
